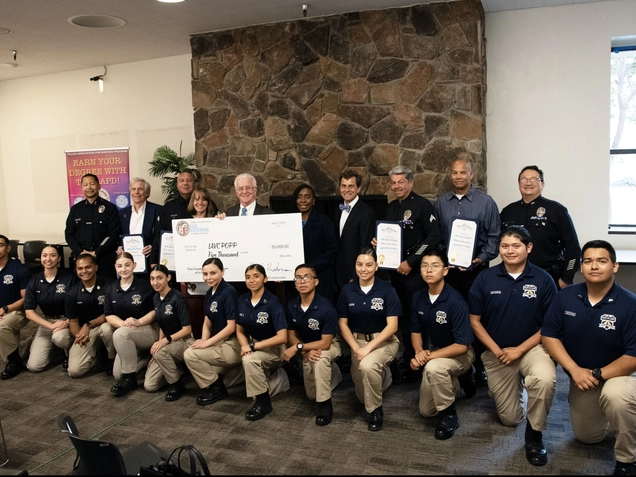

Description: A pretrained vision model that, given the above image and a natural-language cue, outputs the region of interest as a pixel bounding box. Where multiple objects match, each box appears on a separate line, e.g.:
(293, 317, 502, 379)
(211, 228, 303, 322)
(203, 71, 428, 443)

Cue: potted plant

(148, 141, 201, 203)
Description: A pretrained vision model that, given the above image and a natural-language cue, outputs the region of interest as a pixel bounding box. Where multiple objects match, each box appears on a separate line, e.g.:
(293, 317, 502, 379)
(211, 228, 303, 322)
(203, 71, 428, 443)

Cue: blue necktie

(339, 204, 351, 213)
(241, 207, 247, 216)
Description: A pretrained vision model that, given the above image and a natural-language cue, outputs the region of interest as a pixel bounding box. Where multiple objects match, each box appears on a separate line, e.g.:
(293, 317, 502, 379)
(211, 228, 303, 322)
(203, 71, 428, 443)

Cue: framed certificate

(159, 232, 175, 271)
(375, 221, 402, 270)
(447, 219, 477, 269)
(121, 234, 146, 273)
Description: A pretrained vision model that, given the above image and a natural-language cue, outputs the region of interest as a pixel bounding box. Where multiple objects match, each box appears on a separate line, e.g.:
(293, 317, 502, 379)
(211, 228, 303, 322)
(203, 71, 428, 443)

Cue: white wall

(486, 0, 636, 252)
(0, 54, 195, 245)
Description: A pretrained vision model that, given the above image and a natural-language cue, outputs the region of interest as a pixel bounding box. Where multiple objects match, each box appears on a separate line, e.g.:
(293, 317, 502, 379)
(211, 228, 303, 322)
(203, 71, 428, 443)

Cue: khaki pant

(302, 337, 343, 403)
(144, 338, 193, 392)
(26, 316, 71, 372)
(482, 344, 556, 430)
(68, 327, 105, 378)
(184, 336, 244, 389)
(351, 333, 400, 413)
(110, 323, 159, 378)
(0, 311, 37, 365)
(242, 343, 286, 398)
(51, 329, 74, 356)
(419, 347, 475, 417)
(569, 374, 636, 464)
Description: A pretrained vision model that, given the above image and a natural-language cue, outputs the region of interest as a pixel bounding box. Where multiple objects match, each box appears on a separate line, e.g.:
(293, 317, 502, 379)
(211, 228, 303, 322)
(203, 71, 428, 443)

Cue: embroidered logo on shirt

(165, 304, 173, 315)
(257, 312, 269, 324)
(55, 284, 66, 294)
(209, 301, 218, 313)
(3, 275, 13, 285)
(308, 318, 320, 331)
(565, 310, 576, 317)
(131, 294, 142, 305)
(98, 295, 105, 306)
(522, 284, 537, 299)
(371, 298, 384, 311)
(598, 314, 616, 331)
(436, 311, 448, 324)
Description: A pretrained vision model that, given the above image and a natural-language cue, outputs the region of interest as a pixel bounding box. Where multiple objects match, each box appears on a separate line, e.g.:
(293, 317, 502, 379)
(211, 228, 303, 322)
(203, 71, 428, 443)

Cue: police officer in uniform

(64, 253, 116, 378)
(65, 174, 121, 279)
(500, 165, 581, 289)
(468, 226, 557, 466)
(0, 234, 32, 379)
(542, 240, 636, 476)
(102, 252, 158, 396)
(24, 245, 78, 373)
(410, 249, 475, 440)
(337, 248, 401, 432)
(284, 264, 342, 426)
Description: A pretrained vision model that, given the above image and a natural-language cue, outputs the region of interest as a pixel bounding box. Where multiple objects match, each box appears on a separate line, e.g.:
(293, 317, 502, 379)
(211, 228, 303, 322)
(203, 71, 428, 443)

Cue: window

(609, 41, 636, 233)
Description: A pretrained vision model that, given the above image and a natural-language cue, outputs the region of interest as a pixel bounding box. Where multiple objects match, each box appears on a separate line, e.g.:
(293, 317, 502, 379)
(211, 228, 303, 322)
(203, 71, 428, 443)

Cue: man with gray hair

(224, 173, 275, 216)
(118, 177, 162, 273)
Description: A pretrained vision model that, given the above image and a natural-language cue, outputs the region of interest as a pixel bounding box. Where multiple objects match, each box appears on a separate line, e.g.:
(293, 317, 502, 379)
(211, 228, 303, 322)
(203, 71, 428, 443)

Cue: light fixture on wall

(90, 66, 107, 93)
(1, 48, 18, 68)
(302, 4, 308, 17)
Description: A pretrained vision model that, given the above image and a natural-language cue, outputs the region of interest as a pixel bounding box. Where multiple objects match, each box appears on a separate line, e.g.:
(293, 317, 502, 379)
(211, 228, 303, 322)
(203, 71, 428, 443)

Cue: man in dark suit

(118, 178, 162, 276)
(224, 173, 275, 216)
(333, 170, 376, 291)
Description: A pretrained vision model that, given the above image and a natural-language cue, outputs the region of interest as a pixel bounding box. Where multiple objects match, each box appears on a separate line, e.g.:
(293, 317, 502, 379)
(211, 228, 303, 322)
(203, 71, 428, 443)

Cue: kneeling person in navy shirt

(468, 226, 557, 466)
(411, 249, 475, 440)
(542, 240, 636, 476)
(284, 264, 343, 426)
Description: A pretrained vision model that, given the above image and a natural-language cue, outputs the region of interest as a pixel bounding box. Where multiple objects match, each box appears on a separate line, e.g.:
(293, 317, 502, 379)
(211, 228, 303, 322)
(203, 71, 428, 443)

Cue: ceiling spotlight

(302, 4, 308, 17)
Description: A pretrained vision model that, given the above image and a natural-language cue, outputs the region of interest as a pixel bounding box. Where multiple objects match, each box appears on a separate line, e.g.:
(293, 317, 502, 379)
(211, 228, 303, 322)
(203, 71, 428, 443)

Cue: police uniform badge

(536, 207, 546, 217)
(55, 284, 66, 294)
(436, 311, 447, 324)
(403, 210, 412, 220)
(522, 284, 537, 299)
(371, 298, 384, 311)
(209, 301, 218, 313)
(598, 314, 616, 331)
(131, 294, 142, 306)
(308, 318, 320, 331)
(165, 304, 174, 315)
(257, 312, 269, 324)
(3, 275, 14, 285)
(98, 295, 105, 306)
(98, 205, 105, 214)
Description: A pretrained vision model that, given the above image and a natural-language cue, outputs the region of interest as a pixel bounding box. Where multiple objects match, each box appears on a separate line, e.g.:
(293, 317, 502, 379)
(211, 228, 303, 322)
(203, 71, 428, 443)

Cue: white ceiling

(0, 0, 611, 81)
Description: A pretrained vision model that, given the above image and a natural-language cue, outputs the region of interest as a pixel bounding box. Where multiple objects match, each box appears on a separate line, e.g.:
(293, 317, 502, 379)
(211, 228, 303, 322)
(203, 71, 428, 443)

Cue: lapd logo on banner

(598, 314, 616, 331)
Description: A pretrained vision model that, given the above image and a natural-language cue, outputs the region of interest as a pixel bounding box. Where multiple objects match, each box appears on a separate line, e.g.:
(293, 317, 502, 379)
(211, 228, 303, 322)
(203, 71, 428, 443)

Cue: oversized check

(172, 213, 304, 282)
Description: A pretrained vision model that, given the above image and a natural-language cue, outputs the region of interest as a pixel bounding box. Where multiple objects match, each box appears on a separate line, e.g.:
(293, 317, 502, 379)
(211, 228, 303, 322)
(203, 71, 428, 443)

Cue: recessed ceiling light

(0, 28, 14, 34)
(157, 0, 186, 3)
(68, 15, 127, 29)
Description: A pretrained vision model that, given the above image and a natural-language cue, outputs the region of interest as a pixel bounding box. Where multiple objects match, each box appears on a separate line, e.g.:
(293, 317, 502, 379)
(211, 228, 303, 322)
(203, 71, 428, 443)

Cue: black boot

(458, 369, 477, 398)
(315, 398, 333, 426)
(435, 403, 459, 440)
(245, 392, 272, 421)
(1, 349, 23, 380)
(524, 420, 547, 466)
(196, 378, 228, 406)
(110, 372, 138, 396)
(368, 406, 384, 431)
(165, 378, 186, 402)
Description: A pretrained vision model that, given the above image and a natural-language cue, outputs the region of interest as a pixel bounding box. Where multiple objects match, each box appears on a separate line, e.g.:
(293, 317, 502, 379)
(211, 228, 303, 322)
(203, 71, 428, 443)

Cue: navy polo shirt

(468, 262, 557, 349)
(287, 293, 339, 343)
(24, 269, 78, 316)
(65, 276, 116, 326)
(237, 288, 287, 341)
(0, 258, 31, 308)
(104, 277, 154, 319)
(542, 282, 636, 370)
(154, 289, 191, 338)
(336, 278, 402, 334)
(204, 279, 238, 338)
(411, 283, 473, 350)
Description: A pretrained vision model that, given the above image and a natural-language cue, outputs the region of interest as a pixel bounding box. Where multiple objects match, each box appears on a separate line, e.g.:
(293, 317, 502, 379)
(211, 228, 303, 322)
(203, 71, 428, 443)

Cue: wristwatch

(592, 368, 604, 382)
(249, 342, 256, 352)
(84, 321, 91, 328)
(296, 343, 304, 351)
(2, 306, 8, 314)
(165, 334, 173, 343)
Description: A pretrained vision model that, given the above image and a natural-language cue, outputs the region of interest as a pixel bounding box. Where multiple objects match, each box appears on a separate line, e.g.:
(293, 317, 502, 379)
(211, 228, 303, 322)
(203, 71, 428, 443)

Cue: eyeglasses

(236, 186, 256, 192)
(293, 275, 316, 283)
(420, 263, 443, 271)
(519, 177, 542, 184)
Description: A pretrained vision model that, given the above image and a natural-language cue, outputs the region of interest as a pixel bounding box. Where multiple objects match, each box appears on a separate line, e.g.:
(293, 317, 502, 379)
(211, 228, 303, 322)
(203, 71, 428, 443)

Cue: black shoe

(245, 393, 272, 421)
(283, 361, 303, 386)
(525, 422, 547, 466)
(1, 358, 23, 380)
(458, 370, 477, 398)
(165, 379, 186, 402)
(474, 369, 488, 387)
(105, 358, 115, 376)
(315, 399, 333, 426)
(62, 358, 69, 370)
(368, 406, 384, 432)
(196, 381, 228, 406)
(110, 373, 138, 396)
(435, 408, 460, 440)
(614, 461, 636, 476)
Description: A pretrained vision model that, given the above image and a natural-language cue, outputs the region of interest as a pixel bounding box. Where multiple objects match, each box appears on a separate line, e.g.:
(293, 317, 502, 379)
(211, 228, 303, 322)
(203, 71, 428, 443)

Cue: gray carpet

(0, 359, 617, 475)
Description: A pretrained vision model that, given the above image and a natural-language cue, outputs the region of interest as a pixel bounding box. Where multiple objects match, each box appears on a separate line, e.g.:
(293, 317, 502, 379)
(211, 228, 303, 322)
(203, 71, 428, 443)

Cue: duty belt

(354, 332, 380, 341)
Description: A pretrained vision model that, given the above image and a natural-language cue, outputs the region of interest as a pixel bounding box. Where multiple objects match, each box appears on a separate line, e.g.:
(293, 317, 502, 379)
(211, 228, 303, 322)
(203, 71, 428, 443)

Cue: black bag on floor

(139, 444, 211, 476)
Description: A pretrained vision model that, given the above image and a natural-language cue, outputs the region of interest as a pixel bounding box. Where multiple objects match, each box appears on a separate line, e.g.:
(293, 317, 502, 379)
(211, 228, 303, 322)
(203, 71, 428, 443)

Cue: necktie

(339, 204, 351, 213)
(241, 207, 247, 216)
